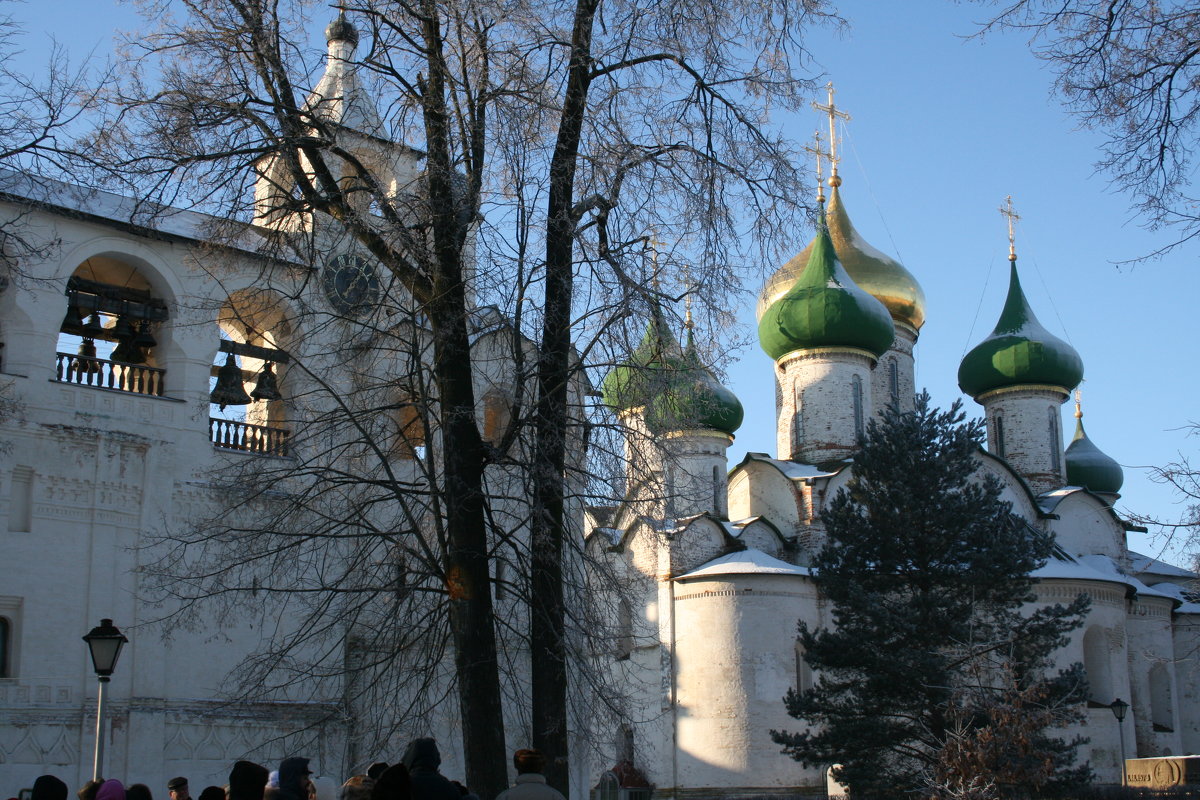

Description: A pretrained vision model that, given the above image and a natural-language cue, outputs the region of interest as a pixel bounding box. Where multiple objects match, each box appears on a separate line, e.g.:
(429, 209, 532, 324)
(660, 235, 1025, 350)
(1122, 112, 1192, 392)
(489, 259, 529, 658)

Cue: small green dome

(758, 217, 895, 361)
(603, 314, 743, 435)
(958, 261, 1083, 398)
(647, 337, 744, 435)
(1065, 413, 1123, 494)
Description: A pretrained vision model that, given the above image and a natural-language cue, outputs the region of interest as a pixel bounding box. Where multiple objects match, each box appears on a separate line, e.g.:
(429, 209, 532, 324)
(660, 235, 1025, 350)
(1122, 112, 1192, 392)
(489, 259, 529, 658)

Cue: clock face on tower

(321, 253, 380, 315)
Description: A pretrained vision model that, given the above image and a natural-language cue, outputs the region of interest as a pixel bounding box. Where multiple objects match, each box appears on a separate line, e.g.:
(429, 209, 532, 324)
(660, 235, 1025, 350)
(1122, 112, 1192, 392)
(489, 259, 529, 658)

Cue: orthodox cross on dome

(1074, 388, 1083, 419)
(1000, 195, 1020, 262)
(812, 82, 850, 187)
(804, 130, 829, 205)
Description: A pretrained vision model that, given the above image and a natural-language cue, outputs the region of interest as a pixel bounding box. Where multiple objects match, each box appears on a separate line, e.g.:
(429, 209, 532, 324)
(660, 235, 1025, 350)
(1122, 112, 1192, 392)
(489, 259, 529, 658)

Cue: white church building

(0, 10, 1196, 800)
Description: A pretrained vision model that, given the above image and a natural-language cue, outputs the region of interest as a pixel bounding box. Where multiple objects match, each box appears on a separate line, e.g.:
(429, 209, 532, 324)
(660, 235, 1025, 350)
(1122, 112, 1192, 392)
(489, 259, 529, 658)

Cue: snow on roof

(675, 548, 813, 580)
(0, 168, 273, 254)
(1129, 551, 1198, 579)
(1149, 582, 1200, 615)
(742, 452, 839, 480)
(1032, 554, 1128, 584)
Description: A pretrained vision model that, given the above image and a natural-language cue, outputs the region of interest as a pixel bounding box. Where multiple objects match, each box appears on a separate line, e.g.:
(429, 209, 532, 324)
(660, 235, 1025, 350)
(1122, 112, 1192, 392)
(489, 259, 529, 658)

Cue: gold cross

(812, 82, 850, 185)
(803, 130, 829, 203)
(999, 195, 1020, 262)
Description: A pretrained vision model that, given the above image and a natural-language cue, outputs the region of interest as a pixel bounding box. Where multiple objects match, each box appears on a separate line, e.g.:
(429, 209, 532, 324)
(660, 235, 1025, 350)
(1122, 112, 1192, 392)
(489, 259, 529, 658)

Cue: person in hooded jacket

(399, 739, 459, 800)
(228, 761, 269, 800)
(277, 758, 313, 800)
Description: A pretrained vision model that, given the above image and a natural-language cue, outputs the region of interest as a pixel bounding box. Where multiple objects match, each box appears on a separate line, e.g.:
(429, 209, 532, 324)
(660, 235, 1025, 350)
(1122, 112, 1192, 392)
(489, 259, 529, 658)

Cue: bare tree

(978, 1, 1200, 257)
(79, 0, 837, 794)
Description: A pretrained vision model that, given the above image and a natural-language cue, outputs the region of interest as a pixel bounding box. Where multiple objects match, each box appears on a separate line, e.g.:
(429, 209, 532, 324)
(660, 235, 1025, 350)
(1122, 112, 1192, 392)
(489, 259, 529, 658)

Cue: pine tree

(771, 394, 1091, 798)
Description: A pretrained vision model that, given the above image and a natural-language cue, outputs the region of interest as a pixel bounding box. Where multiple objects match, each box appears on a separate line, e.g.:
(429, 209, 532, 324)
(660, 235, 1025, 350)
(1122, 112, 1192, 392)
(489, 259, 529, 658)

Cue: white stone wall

(669, 572, 824, 796)
(869, 324, 917, 418)
(978, 385, 1070, 495)
(660, 430, 733, 520)
(775, 348, 874, 464)
(1126, 596, 1184, 757)
(1171, 613, 1200, 755)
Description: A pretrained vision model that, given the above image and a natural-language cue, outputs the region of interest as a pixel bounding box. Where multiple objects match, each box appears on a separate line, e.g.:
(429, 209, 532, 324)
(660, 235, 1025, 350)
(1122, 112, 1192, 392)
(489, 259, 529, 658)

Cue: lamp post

(82, 619, 128, 780)
(1110, 697, 1129, 786)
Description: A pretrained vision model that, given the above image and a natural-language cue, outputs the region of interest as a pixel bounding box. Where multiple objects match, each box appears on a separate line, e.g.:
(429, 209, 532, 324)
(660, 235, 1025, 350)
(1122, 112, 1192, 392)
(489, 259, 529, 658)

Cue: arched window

(792, 388, 804, 455)
(57, 261, 168, 397)
(210, 296, 292, 457)
(1049, 407, 1062, 474)
(482, 390, 512, 447)
(1150, 663, 1174, 732)
(992, 413, 1006, 459)
(888, 360, 899, 406)
(1083, 626, 1112, 704)
(712, 465, 722, 514)
(852, 375, 864, 440)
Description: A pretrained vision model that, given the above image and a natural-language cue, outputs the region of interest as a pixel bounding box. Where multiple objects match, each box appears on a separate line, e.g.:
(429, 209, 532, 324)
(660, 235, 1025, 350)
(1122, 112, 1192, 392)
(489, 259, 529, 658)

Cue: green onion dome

(1065, 409, 1123, 494)
(647, 334, 744, 435)
(958, 261, 1083, 398)
(758, 215, 895, 362)
(603, 313, 743, 435)
(757, 184, 926, 331)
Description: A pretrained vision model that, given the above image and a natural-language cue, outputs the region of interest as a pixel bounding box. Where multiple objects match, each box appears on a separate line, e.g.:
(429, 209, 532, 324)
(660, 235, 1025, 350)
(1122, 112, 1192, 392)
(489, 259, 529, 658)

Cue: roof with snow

(675, 548, 813, 580)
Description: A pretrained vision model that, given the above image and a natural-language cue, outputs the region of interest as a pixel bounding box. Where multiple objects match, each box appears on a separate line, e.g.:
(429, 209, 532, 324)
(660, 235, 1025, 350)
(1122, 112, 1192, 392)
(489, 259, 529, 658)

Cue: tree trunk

(420, 1, 508, 796)
(531, 0, 600, 793)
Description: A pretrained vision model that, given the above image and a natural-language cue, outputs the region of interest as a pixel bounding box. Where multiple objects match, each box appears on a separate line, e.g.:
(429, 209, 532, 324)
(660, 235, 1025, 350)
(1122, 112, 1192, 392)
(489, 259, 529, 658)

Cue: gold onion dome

(757, 184, 926, 331)
(957, 261, 1083, 398)
(603, 312, 743, 435)
(758, 213, 895, 361)
(1065, 404, 1123, 495)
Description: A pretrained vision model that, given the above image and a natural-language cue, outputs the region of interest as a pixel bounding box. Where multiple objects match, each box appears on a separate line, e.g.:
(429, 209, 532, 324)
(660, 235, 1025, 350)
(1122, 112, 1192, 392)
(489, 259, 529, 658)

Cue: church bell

(210, 352, 252, 409)
(250, 362, 282, 402)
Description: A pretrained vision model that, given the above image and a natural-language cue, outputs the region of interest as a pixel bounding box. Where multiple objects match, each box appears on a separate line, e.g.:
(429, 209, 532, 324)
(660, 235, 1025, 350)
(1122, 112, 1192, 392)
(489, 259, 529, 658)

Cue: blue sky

(10, 1, 1199, 563)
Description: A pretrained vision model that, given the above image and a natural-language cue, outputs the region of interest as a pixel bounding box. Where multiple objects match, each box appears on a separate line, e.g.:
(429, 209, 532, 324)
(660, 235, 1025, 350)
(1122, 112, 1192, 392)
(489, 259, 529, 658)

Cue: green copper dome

(958, 261, 1083, 398)
(603, 314, 743, 435)
(758, 185, 927, 331)
(1065, 412, 1123, 494)
(758, 216, 895, 361)
(647, 334, 744, 435)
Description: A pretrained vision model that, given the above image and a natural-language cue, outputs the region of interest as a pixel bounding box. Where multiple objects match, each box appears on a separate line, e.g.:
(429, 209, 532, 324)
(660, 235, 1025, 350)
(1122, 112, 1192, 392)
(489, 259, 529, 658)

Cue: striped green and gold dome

(958, 261, 1083, 398)
(758, 214, 895, 361)
(757, 184, 926, 331)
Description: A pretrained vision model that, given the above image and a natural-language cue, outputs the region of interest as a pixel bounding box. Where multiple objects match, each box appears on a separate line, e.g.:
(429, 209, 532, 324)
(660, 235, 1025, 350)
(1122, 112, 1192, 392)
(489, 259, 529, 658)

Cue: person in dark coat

(229, 762, 270, 800)
(32, 776, 68, 800)
(365, 766, 388, 783)
(196, 788, 223, 800)
(278, 757, 313, 800)
(369, 764, 409, 800)
(399, 739, 459, 800)
(126, 785, 153, 800)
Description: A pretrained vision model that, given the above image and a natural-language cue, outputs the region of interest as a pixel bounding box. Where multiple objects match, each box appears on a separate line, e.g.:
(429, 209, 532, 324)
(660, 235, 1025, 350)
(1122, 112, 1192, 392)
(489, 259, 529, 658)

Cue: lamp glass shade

(82, 619, 128, 677)
(1110, 697, 1129, 722)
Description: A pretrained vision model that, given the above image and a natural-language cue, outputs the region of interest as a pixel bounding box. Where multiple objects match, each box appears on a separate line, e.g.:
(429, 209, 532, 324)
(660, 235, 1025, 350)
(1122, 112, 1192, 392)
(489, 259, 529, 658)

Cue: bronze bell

(110, 318, 147, 364)
(210, 352, 251, 409)
(61, 304, 85, 335)
(133, 321, 157, 349)
(250, 362, 282, 402)
(82, 311, 104, 338)
(73, 338, 102, 375)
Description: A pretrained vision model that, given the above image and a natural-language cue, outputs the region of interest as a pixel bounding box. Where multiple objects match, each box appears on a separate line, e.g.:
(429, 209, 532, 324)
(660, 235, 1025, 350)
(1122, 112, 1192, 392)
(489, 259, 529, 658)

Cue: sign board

(1125, 756, 1200, 789)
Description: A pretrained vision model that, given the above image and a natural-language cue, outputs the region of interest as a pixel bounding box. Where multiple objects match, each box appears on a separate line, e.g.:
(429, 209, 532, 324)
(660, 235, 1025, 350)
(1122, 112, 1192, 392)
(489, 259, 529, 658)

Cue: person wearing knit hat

(32, 776, 68, 800)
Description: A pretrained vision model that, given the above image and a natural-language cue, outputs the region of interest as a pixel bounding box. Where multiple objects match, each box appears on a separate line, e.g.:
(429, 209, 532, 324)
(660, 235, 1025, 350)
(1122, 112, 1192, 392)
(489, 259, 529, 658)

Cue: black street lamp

(82, 619, 128, 780)
(1110, 697, 1129, 786)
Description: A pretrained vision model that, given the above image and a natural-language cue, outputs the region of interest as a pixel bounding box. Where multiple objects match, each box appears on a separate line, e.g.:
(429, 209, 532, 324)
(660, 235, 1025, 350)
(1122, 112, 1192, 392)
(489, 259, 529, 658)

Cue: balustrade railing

(210, 417, 291, 457)
(54, 352, 166, 397)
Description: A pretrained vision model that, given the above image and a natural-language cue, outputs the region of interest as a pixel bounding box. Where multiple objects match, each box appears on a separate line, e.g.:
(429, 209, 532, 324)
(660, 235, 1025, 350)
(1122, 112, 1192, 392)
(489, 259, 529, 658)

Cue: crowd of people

(17, 740, 565, 800)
